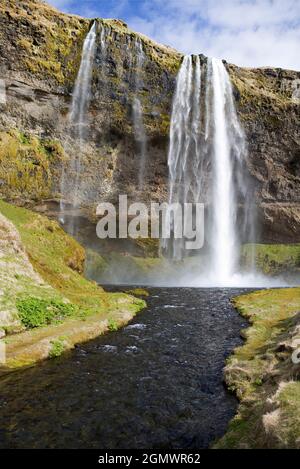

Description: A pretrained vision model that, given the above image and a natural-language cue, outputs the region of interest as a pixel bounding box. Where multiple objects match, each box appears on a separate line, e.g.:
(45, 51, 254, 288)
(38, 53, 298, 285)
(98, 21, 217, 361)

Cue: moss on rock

(0, 129, 66, 201)
(242, 243, 300, 275)
(0, 0, 90, 86)
(125, 288, 149, 297)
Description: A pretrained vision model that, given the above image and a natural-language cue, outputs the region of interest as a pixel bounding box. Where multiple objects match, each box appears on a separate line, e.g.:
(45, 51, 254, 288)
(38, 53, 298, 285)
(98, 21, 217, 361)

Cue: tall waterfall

(60, 21, 97, 221)
(163, 55, 254, 284)
(209, 58, 246, 283)
(132, 38, 147, 188)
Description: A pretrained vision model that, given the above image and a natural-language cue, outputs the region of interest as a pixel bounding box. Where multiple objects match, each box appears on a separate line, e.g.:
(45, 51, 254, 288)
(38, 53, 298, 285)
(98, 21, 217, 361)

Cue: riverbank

(216, 287, 300, 448)
(0, 200, 145, 373)
(0, 287, 248, 449)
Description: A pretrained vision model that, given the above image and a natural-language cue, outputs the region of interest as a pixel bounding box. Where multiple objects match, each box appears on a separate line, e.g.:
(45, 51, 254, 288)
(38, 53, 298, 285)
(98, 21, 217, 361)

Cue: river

(0, 287, 250, 449)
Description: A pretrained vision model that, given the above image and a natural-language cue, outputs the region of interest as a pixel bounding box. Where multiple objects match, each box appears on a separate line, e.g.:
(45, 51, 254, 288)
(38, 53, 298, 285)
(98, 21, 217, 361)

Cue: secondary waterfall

(132, 38, 147, 188)
(69, 21, 97, 145)
(60, 21, 97, 221)
(163, 55, 254, 284)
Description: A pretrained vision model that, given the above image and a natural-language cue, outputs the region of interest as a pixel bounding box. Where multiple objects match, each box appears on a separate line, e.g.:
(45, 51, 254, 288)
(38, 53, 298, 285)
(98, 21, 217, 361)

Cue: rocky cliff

(0, 0, 299, 243)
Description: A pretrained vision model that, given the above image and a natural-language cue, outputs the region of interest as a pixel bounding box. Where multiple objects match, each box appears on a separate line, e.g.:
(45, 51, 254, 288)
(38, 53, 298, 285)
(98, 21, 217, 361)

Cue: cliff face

(229, 65, 300, 242)
(0, 0, 299, 243)
(0, 0, 180, 212)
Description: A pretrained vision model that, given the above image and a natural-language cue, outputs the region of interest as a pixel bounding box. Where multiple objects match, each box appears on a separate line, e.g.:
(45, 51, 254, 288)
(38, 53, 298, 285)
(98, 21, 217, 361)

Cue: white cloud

(129, 0, 300, 70)
(151, 0, 299, 28)
(46, 0, 300, 69)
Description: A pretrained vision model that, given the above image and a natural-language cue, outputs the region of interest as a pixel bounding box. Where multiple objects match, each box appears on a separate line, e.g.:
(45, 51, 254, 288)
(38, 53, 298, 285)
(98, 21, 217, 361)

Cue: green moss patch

(16, 297, 77, 329)
(0, 1, 89, 85)
(0, 130, 65, 200)
(125, 288, 149, 297)
(49, 338, 66, 358)
(0, 200, 145, 370)
(108, 318, 119, 332)
(242, 243, 300, 275)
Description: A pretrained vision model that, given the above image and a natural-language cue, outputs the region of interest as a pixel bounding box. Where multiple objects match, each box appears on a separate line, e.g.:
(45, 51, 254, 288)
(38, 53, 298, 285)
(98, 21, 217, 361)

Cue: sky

(47, 0, 300, 70)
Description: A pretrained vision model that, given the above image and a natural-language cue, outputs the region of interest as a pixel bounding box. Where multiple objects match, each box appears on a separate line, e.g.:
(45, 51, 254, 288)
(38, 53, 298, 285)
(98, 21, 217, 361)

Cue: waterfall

(162, 55, 202, 259)
(60, 21, 97, 222)
(163, 55, 254, 285)
(133, 97, 147, 187)
(69, 21, 97, 145)
(100, 25, 107, 54)
(209, 58, 241, 282)
(132, 38, 147, 188)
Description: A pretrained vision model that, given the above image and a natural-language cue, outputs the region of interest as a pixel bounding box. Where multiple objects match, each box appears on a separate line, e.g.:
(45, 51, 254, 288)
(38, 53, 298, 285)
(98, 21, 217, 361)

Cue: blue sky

(47, 0, 300, 70)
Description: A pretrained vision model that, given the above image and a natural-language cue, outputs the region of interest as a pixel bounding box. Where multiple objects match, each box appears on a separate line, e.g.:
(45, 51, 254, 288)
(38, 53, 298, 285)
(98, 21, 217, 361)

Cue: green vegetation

(102, 18, 182, 74)
(108, 318, 119, 332)
(0, 130, 66, 200)
(135, 238, 160, 257)
(85, 250, 213, 286)
(49, 338, 66, 358)
(0, 200, 144, 316)
(16, 297, 76, 329)
(0, 200, 145, 370)
(125, 288, 149, 297)
(229, 65, 294, 111)
(242, 243, 300, 275)
(85, 249, 173, 285)
(215, 287, 300, 449)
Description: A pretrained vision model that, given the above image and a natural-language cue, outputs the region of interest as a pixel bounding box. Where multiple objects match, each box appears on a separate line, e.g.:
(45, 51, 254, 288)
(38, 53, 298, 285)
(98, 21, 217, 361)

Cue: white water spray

(133, 97, 147, 187)
(132, 38, 147, 188)
(162, 55, 202, 259)
(60, 21, 97, 219)
(69, 21, 97, 146)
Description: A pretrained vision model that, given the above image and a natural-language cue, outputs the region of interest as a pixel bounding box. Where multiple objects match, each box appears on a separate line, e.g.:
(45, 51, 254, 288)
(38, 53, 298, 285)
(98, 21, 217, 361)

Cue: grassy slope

(1, 199, 129, 311)
(242, 243, 300, 275)
(215, 288, 300, 448)
(0, 200, 145, 368)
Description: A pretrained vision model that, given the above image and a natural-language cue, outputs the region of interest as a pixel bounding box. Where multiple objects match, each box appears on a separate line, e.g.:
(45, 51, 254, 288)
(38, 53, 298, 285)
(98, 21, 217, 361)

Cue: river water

(0, 287, 249, 449)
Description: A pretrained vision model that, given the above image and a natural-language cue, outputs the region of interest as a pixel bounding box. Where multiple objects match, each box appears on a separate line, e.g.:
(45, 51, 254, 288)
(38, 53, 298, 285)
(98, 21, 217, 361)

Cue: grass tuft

(16, 297, 77, 329)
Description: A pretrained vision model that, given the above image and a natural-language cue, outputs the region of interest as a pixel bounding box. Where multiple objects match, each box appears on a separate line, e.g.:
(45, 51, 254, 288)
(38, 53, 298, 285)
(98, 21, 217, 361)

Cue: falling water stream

(68, 22, 97, 145)
(132, 38, 148, 188)
(209, 58, 249, 284)
(162, 55, 256, 286)
(162, 55, 202, 260)
(60, 22, 97, 223)
(210, 58, 238, 280)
